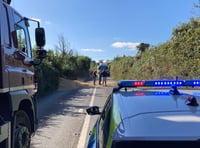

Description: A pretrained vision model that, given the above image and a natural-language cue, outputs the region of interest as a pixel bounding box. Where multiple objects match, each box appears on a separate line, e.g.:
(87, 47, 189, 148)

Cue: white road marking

(78, 109, 85, 113)
(77, 87, 96, 148)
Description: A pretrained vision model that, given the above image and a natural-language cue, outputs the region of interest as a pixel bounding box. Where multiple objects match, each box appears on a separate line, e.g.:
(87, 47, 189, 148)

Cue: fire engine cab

(0, 0, 46, 147)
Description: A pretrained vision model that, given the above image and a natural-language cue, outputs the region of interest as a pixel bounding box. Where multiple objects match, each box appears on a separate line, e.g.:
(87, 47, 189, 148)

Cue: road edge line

(77, 87, 96, 148)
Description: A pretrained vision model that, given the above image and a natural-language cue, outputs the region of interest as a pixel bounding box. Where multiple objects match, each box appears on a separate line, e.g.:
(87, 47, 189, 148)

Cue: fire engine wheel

(13, 110, 31, 148)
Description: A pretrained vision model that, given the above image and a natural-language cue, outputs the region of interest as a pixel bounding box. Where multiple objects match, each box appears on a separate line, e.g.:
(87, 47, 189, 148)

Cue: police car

(86, 79, 200, 148)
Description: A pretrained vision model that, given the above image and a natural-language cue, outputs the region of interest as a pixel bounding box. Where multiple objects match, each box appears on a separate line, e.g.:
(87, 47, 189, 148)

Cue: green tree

(136, 43, 150, 55)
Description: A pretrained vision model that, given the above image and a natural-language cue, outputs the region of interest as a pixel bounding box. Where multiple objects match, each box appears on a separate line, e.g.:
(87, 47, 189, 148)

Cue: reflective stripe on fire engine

(0, 84, 35, 93)
(0, 88, 9, 93)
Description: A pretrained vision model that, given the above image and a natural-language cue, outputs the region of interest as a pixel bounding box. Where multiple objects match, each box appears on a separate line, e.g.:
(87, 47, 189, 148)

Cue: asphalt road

(30, 83, 113, 148)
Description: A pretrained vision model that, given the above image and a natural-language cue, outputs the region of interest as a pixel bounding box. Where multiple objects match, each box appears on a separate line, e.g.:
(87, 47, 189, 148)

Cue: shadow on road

(36, 87, 93, 129)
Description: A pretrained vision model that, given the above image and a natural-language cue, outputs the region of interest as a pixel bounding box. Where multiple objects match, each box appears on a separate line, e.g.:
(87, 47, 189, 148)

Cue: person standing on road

(92, 70, 97, 85)
(101, 70, 108, 86)
(98, 71, 102, 85)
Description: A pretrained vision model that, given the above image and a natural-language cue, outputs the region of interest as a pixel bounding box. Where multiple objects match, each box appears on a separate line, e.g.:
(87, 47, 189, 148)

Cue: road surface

(30, 80, 115, 148)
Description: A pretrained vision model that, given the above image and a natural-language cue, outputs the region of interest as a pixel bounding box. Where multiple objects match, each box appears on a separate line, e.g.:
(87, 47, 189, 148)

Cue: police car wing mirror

(86, 106, 101, 115)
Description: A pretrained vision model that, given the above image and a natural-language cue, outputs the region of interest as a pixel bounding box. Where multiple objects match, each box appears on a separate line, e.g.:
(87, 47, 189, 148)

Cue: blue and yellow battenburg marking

(87, 124, 97, 148)
(106, 98, 121, 148)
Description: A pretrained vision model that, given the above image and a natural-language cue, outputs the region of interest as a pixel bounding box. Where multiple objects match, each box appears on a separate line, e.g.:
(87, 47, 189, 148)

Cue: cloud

(45, 21, 52, 25)
(81, 48, 104, 52)
(112, 42, 140, 50)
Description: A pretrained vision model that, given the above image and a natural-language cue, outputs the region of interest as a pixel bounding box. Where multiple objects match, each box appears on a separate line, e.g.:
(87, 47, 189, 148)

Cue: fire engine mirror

(36, 49, 47, 59)
(35, 27, 46, 48)
(31, 49, 47, 66)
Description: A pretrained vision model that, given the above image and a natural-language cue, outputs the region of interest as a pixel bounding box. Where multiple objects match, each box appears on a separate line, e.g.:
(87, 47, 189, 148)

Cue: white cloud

(81, 48, 104, 52)
(112, 42, 140, 50)
(45, 21, 52, 25)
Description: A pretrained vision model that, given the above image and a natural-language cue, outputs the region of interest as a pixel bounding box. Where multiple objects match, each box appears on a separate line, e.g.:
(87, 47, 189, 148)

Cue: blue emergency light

(118, 80, 200, 88)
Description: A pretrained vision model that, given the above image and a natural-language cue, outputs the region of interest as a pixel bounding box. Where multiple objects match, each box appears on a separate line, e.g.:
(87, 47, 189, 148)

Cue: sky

(11, 0, 199, 61)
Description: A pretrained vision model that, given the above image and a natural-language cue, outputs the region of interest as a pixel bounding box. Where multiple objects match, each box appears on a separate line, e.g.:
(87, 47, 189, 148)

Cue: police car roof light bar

(117, 80, 200, 88)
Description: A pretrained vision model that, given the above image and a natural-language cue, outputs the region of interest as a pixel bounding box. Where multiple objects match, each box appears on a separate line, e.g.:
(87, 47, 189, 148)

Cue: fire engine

(0, 0, 46, 147)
